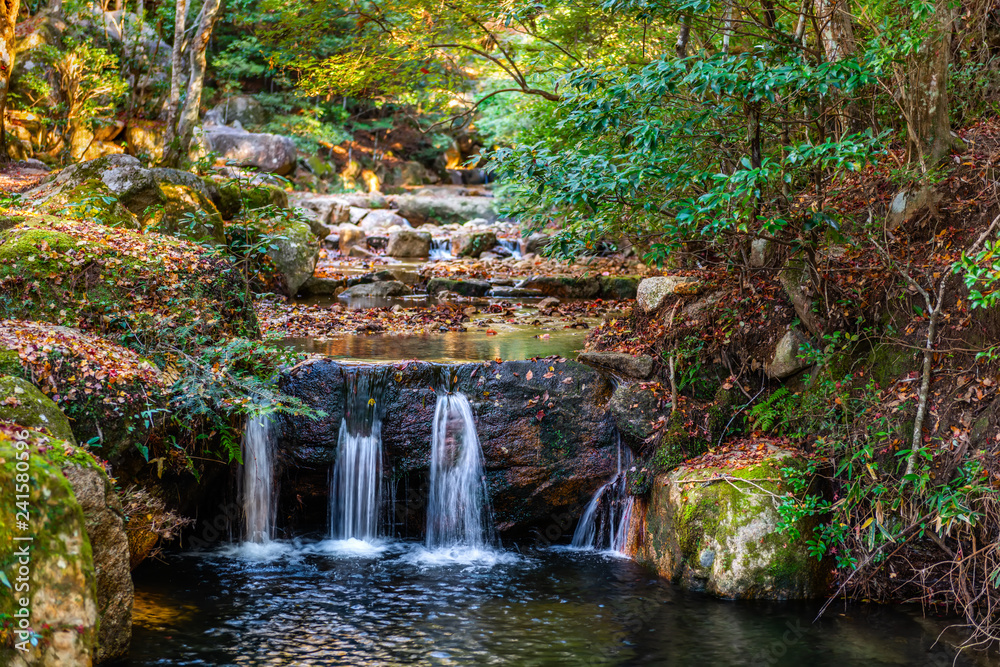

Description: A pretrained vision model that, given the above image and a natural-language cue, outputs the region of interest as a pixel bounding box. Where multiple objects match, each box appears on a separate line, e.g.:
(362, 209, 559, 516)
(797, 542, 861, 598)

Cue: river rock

(249, 216, 318, 295)
(427, 278, 491, 297)
(299, 276, 346, 296)
(636, 276, 703, 313)
(198, 125, 298, 175)
(489, 286, 544, 298)
(636, 446, 832, 599)
(765, 329, 812, 379)
(537, 297, 560, 309)
(277, 358, 617, 539)
(386, 230, 431, 258)
(453, 231, 497, 258)
(337, 280, 411, 300)
(578, 352, 654, 380)
(598, 276, 640, 300)
(520, 232, 550, 255)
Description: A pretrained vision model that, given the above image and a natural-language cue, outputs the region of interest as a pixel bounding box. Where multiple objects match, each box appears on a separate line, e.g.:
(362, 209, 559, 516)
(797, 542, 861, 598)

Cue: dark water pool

(128, 540, 969, 666)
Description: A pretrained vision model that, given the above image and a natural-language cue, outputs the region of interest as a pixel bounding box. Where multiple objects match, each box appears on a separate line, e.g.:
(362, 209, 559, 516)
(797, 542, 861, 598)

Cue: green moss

(48, 179, 140, 229)
(0, 430, 98, 661)
(0, 376, 77, 444)
(597, 276, 639, 300)
(148, 183, 225, 244)
(0, 348, 26, 379)
(243, 184, 289, 211)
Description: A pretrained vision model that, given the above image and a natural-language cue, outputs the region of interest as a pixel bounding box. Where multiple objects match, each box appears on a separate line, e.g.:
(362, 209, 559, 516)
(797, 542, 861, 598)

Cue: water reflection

(279, 327, 587, 363)
(129, 543, 971, 667)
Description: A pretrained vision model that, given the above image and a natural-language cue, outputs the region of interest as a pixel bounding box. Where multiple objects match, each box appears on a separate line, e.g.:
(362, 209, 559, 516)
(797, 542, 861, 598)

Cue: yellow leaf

(861, 517, 873, 530)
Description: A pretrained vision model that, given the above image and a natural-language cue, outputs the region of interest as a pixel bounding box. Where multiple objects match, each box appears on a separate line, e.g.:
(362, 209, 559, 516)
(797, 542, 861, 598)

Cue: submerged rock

(277, 358, 617, 538)
(636, 447, 832, 599)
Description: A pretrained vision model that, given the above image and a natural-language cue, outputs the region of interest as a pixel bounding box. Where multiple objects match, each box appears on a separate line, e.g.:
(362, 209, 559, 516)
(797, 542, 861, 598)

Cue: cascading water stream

(570, 431, 634, 552)
(426, 382, 495, 549)
(330, 366, 389, 542)
(498, 238, 522, 259)
(429, 238, 454, 261)
(239, 415, 277, 543)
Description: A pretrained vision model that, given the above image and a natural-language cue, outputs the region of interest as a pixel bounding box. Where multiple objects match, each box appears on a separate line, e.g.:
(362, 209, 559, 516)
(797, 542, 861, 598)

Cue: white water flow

(429, 238, 454, 261)
(571, 432, 634, 552)
(330, 367, 388, 542)
(426, 390, 494, 548)
(240, 415, 277, 543)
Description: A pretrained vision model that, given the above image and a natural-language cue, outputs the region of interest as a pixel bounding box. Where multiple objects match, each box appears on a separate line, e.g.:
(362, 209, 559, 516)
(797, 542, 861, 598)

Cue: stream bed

(129, 541, 968, 666)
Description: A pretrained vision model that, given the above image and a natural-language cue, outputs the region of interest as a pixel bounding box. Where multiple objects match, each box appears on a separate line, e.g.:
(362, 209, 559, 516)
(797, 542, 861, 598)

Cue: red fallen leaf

(486, 329, 498, 335)
(525, 370, 533, 381)
(544, 372, 555, 378)
(536, 410, 545, 420)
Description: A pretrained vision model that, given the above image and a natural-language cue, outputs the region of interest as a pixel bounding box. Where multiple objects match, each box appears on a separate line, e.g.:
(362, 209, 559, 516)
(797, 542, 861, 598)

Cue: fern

(749, 387, 792, 434)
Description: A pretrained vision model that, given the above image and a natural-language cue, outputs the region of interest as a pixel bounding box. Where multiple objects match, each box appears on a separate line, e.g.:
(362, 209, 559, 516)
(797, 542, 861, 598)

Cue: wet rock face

(278, 358, 618, 538)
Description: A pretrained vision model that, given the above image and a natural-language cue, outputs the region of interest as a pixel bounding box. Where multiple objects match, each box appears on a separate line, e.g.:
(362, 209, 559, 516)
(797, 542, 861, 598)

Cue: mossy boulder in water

(636, 446, 832, 600)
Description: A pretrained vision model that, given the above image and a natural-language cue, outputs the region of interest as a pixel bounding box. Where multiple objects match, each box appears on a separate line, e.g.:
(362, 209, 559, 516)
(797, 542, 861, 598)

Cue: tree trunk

(902, 3, 956, 168)
(814, 0, 859, 136)
(168, 0, 221, 166)
(0, 0, 20, 162)
(162, 0, 189, 160)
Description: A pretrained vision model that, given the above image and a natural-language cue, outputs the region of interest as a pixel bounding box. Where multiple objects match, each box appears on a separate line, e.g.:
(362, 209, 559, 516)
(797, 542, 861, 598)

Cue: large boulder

(151, 182, 226, 244)
(0, 428, 98, 667)
(609, 382, 663, 447)
(278, 358, 617, 538)
(248, 215, 319, 295)
(385, 229, 431, 258)
(26, 154, 165, 217)
(388, 194, 496, 226)
(125, 120, 166, 163)
(210, 95, 266, 127)
(636, 446, 833, 599)
(636, 276, 703, 313)
(198, 126, 298, 175)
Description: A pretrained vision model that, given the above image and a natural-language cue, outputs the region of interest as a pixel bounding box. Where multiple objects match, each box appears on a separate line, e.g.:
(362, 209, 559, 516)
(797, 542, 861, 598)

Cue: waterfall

(330, 366, 389, 542)
(571, 433, 634, 552)
(499, 239, 522, 259)
(426, 389, 494, 548)
(240, 415, 277, 543)
(429, 238, 453, 261)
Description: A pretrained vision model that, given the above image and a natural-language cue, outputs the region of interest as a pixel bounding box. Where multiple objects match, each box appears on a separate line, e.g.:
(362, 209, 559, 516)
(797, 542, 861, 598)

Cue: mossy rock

(43, 178, 140, 229)
(25, 154, 165, 218)
(0, 428, 99, 666)
(243, 183, 289, 211)
(0, 376, 76, 443)
(0, 217, 259, 345)
(637, 447, 833, 600)
(239, 214, 318, 295)
(0, 347, 26, 379)
(147, 183, 226, 245)
(609, 382, 663, 449)
(215, 180, 243, 220)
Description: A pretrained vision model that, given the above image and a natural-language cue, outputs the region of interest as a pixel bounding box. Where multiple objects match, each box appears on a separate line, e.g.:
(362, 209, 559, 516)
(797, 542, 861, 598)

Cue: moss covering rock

(38, 178, 140, 229)
(0, 376, 76, 443)
(636, 446, 832, 599)
(147, 182, 226, 245)
(239, 214, 318, 295)
(0, 427, 98, 666)
(25, 154, 165, 218)
(0, 217, 259, 345)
